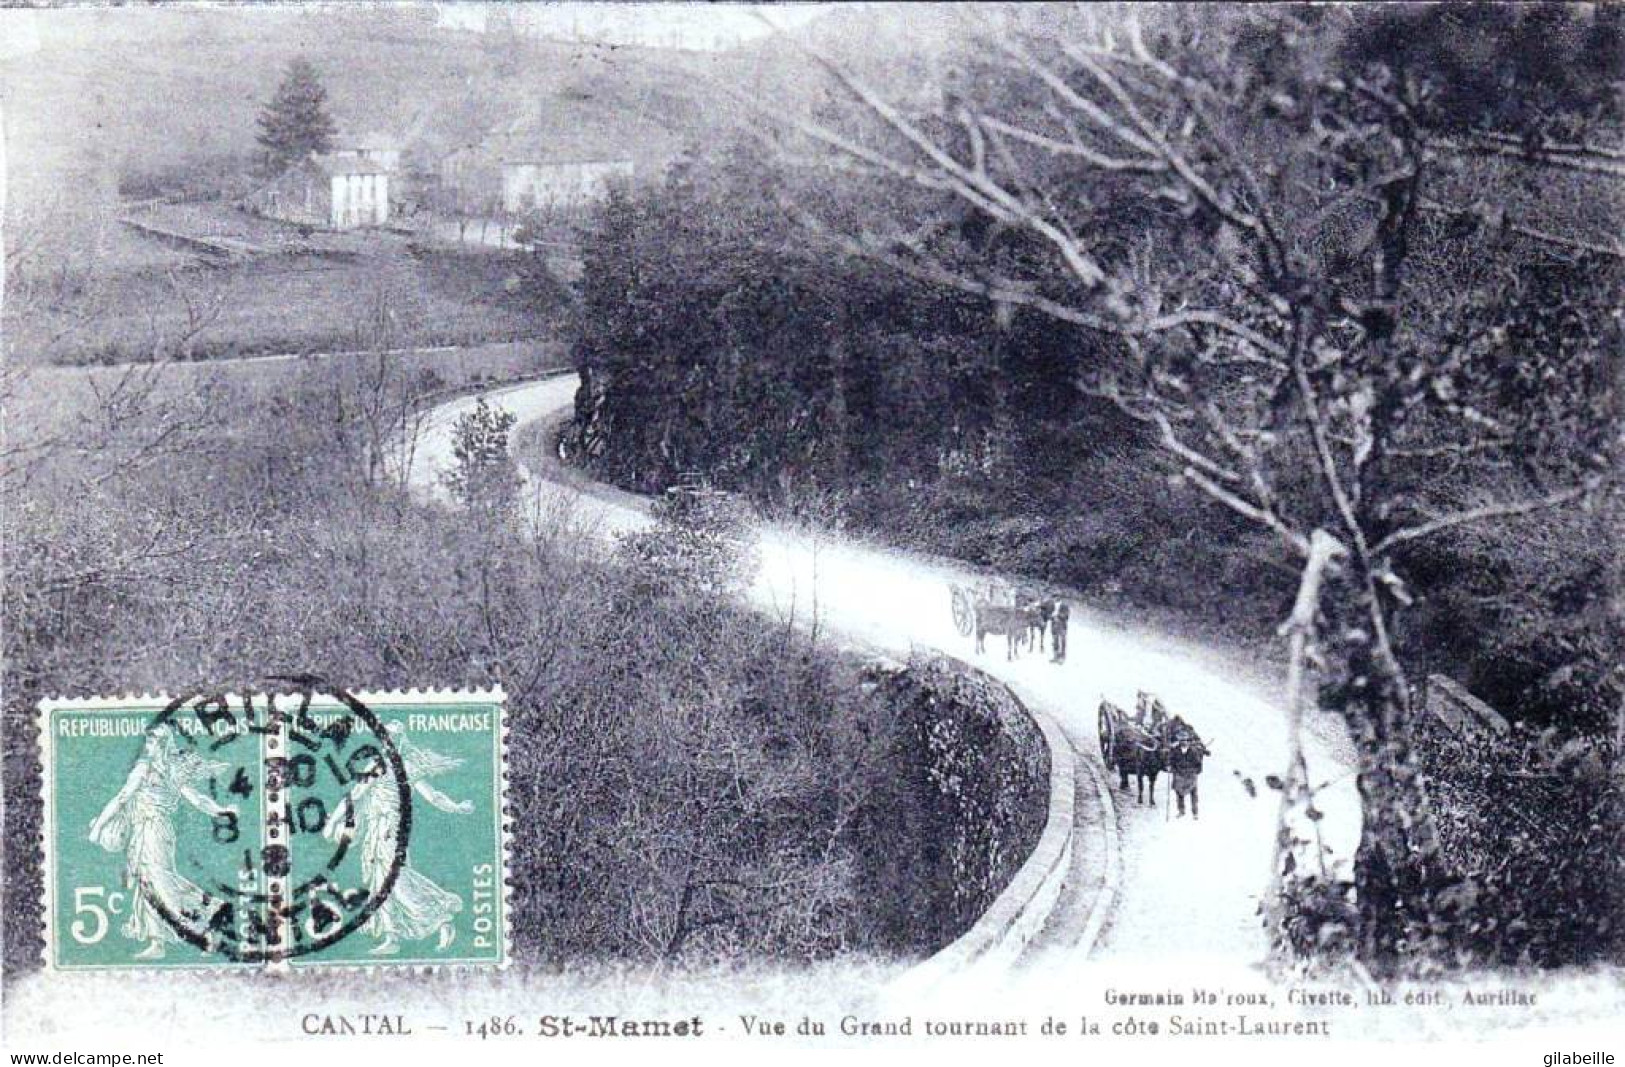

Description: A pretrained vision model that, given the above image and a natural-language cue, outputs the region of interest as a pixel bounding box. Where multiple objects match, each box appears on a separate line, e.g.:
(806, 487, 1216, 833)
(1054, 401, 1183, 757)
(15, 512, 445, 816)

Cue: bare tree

(139, 268, 226, 362)
(321, 265, 433, 494)
(757, 4, 1620, 969)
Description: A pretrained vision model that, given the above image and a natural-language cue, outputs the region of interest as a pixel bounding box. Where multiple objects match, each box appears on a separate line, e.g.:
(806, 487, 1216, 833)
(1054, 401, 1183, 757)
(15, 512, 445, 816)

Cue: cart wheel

(951, 587, 974, 637)
(1097, 704, 1113, 765)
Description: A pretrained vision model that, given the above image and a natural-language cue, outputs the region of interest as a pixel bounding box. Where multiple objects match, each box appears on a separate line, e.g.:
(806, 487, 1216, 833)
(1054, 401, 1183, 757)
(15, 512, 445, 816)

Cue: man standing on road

(1169, 725, 1211, 819)
(1051, 600, 1069, 663)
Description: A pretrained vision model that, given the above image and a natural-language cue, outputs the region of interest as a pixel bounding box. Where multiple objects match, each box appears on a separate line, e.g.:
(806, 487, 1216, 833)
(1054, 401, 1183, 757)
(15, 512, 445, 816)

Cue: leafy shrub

(442, 397, 520, 517)
(855, 656, 1049, 953)
(615, 483, 759, 599)
(1412, 714, 1622, 968)
(1264, 874, 1360, 974)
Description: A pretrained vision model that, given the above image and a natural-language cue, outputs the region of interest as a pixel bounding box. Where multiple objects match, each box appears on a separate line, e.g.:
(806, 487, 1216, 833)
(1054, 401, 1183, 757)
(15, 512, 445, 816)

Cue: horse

(1113, 715, 1167, 806)
(1100, 697, 1168, 806)
(974, 602, 1036, 660)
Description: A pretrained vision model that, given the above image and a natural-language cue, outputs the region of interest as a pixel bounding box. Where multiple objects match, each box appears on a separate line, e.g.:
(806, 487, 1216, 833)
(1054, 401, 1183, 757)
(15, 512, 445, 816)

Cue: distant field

(6, 207, 201, 274)
(6, 240, 567, 366)
(11, 339, 571, 443)
(127, 201, 421, 258)
(131, 200, 312, 247)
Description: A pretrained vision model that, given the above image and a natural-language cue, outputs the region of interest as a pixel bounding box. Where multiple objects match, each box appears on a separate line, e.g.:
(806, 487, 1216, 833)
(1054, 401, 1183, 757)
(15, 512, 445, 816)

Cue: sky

(433, 2, 832, 51)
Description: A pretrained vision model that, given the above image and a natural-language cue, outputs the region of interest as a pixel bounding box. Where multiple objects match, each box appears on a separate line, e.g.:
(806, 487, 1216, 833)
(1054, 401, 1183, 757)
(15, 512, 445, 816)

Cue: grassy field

(13, 338, 570, 437)
(6, 238, 569, 366)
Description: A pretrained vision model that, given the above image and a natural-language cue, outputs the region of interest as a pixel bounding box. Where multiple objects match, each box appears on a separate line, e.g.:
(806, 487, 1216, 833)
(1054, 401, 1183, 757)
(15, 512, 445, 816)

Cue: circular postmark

(127, 679, 412, 963)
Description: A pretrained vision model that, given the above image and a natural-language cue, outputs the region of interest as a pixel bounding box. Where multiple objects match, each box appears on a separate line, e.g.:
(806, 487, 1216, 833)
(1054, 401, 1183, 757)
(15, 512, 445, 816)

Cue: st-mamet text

(536, 1016, 705, 1038)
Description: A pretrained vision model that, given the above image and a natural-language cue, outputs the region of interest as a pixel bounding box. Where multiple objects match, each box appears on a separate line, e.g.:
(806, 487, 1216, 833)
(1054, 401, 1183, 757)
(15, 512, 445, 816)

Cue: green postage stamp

(39, 687, 509, 970)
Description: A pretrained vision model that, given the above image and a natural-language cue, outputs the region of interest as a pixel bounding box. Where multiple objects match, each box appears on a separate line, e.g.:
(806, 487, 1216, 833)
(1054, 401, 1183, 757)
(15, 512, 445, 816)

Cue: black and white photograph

(1, 2, 1621, 1062)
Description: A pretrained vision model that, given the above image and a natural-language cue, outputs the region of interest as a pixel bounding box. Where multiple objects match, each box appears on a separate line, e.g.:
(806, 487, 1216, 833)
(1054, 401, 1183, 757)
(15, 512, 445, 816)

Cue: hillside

(0, 6, 714, 260)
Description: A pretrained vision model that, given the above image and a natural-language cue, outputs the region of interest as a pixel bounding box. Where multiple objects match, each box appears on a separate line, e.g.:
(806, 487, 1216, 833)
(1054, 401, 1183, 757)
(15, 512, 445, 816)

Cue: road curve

(405, 374, 1362, 980)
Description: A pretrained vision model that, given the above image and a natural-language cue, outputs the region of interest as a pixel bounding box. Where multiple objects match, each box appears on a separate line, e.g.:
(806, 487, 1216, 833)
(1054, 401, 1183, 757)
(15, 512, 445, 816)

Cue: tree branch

(989, 32, 1163, 158)
(1455, 129, 1625, 164)
(1288, 308, 1370, 557)
(1182, 463, 1312, 558)
(1416, 194, 1625, 262)
(1060, 38, 1276, 259)
(790, 208, 1122, 334)
(1090, 380, 1310, 556)
(1373, 478, 1602, 555)
(1148, 308, 1288, 362)
(1428, 132, 1625, 179)
(975, 113, 1166, 173)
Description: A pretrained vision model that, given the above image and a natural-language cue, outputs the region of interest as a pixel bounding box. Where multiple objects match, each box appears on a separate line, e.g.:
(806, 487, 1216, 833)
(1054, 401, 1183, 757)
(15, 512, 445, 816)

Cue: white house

(322, 154, 391, 228)
(246, 154, 391, 230)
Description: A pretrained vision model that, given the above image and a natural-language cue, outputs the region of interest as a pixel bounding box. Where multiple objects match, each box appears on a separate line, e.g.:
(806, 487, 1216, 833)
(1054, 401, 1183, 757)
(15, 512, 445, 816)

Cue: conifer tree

(255, 57, 337, 172)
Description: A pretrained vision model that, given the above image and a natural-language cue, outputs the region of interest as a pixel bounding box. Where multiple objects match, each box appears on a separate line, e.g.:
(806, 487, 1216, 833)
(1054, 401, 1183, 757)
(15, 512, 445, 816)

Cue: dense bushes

(563, 150, 1621, 725)
(1412, 714, 1622, 968)
(1267, 714, 1623, 974)
(561, 152, 1303, 640)
(856, 657, 1049, 954)
(560, 153, 1054, 501)
(1400, 502, 1623, 734)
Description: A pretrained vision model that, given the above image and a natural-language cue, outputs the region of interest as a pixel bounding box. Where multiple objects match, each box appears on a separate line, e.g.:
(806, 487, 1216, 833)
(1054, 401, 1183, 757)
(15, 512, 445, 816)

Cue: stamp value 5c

(40, 687, 509, 970)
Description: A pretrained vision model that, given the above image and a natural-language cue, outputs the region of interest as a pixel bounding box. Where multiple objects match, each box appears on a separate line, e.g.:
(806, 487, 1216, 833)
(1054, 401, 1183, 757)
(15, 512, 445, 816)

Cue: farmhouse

(500, 158, 633, 214)
(245, 154, 391, 230)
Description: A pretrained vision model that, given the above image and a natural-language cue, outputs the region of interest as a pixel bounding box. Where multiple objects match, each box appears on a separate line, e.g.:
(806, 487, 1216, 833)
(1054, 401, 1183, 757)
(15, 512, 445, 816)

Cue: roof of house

(312, 153, 392, 177)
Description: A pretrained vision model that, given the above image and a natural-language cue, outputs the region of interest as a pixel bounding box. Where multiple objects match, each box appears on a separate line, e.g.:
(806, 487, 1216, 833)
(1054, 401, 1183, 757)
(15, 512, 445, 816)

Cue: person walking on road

(1169, 726, 1211, 819)
(1036, 598, 1055, 654)
(1051, 600, 1069, 663)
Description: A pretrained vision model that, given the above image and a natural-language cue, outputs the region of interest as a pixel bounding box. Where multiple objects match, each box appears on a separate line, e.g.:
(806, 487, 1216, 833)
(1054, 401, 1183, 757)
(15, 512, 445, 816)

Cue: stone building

(500, 158, 633, 215)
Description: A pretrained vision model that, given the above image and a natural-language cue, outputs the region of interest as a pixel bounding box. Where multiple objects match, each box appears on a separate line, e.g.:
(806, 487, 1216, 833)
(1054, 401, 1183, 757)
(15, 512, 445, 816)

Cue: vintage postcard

(1, 2, 1620, 1065)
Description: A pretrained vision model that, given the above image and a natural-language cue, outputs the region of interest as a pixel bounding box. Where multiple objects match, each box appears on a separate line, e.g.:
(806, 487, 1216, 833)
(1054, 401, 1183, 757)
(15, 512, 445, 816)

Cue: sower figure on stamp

(323, 722, 474, 955)
(89, 725, 238, 960)
(1167, 718, 1210, 819)
(1051, 600, 1069, 663)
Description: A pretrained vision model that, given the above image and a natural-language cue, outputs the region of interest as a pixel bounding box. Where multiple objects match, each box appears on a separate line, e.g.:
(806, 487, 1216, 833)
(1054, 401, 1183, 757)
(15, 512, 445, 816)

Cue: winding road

(408, 376, 1363, 983)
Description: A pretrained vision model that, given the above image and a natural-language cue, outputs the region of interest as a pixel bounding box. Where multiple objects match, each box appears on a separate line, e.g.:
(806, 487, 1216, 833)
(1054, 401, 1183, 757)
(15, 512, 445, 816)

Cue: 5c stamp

(40, 686, 509, 970)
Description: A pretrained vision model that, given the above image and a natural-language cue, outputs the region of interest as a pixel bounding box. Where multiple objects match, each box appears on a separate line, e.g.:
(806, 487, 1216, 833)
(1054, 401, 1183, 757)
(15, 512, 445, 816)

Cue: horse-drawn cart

(1097, 696, 1169, 805)
(1098, 694, 1210, 810)
(1097, 700, 1120, 765)
(947, 578, 1015, 636)
(1099, 699, 1153, 771)
(948, 578, 1039, 656)
(947, 578, 1057, 661)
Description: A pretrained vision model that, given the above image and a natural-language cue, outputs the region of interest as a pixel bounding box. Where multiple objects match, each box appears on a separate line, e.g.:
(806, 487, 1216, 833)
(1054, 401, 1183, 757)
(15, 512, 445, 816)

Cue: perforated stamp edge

(37, 687, 511, 973)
